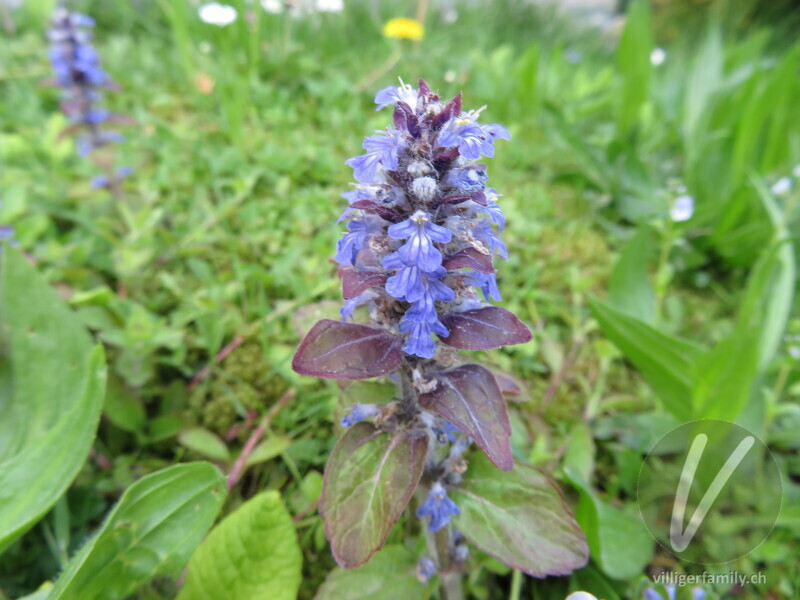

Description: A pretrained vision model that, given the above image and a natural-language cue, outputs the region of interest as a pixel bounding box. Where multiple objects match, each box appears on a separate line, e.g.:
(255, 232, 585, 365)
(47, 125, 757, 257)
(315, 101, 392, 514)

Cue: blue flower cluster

(336, 80, 511, 359)
(48, 8, 128, 176)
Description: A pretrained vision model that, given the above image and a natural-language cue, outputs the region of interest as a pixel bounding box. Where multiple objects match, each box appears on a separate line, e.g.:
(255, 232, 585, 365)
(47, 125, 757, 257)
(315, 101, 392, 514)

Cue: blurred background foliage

(0, 0, 799, 598)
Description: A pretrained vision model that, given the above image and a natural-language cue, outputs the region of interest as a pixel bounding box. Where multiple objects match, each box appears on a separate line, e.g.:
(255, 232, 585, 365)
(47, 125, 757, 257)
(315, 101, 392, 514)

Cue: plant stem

(405, 365, 464, 600)
(509, 569, 523, 600)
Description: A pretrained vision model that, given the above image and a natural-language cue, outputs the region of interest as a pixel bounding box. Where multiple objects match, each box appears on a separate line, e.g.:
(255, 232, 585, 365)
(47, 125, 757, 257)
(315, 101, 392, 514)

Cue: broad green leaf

(565, 469, 652, 581)
(617, 0, 653, 134)
(589, 296, 705, 421)
(48, 463, 227, 600)
(320, 423, 427, 568)
(177, 490, 302, 600)
(104, 376, 146, 434)
(608, 227, 656, 323)
(245, 434, 292, 467)
(451, 454, 588, 577)
(17, 583, 53, 600)
(178, 428, 231, 463)
(562, 422, 595, 485)
(314, 544, 426, 600)
(0, 249, 107, 554)
(692, 326, 758, 421)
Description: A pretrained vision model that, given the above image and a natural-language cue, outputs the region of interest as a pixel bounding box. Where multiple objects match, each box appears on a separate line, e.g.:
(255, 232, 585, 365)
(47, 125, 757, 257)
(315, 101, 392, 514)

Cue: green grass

(1, 0, 799, 599)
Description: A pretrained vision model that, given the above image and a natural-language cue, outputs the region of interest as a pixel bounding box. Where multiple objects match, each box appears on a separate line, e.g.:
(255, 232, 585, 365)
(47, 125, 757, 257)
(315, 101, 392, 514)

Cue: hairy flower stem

(434, 526, 464, 600)
(401, 367, 464, 600)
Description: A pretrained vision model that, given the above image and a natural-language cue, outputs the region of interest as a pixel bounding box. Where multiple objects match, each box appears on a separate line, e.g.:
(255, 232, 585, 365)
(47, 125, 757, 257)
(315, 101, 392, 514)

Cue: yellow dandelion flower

(382, 17, 424, 41)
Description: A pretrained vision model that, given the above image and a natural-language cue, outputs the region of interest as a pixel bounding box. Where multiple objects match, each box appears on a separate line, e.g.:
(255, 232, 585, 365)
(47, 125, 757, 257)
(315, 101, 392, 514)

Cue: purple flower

(335, 221, 367, 266)
(374, 82, 418, 111)
(416, 482, 460, 532)
(466, 271, 501, 302)
(340, 289, 377, 321)
(416, 557, 436, 583)
(433, 420, 459, 444)
(643, 585, 676, 600)
(330, 83, 516, 359)
(340, 403, 380, 427)
(49, 8, 128, 164)
(439, 113, 511, 160)
(482, 194, 505, 232)
(442, 167, 487, 192)
(473, 220, 507, 259)
(386, 211, 452, 272)
(345, 131, 400, 183)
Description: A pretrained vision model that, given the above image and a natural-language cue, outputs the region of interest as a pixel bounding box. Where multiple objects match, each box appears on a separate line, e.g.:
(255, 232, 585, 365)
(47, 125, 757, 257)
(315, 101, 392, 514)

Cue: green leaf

(588, 296, 705, 421)
(608, 227, 656, 323)
(177, 490, 302, 600)
(48, 463, 227, 600)
(451, 453, 588, 577)
(0, 249, 107, 554)
(245, 434, 292, 467)
(617, 0, 653, 134)
(565, 469, 652, 581)
(738, 179, 796, 372)
(104, 376, 146, 434)
(563, 422, 595, 485)
(320, 423, 427, 568)
(178, 428, 231, 463)
(314, 544, 425, 600)
(569, 563, 624, 600)
(692, 325, 758, 421)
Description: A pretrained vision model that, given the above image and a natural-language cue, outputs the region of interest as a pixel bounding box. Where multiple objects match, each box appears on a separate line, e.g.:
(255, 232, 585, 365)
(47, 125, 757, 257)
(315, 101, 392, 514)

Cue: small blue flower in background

(670, 194, 694, 222)
(49, 8, 131, 190)
(0, 225, 17, 252)
(432, 420, 459, 444)
(416, 557, 436, 583)
(417, 481, 460, 532)
(340, 403, 380, 428)
(643, 584, 706, 600)
(644, 585, 676, 600)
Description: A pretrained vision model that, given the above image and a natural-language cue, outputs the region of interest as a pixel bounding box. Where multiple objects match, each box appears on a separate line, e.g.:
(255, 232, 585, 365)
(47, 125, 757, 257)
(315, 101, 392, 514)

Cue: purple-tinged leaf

(419, 364, 512, 471)
(433, 92, 462, 130)
(451, 453, 589, 577)
(437, 190, 486, 207)
(292, 301, 345, 337)
(440, 307, 532, 350)
(417, 78, 430, 100)
(491, 369, 529, 401)
(321, 424, 427, 568)
(292, 320, 402, 380)
(442, 248, 495, 274)
(350, 200, 403, 223)
(340, 269, 388, 300)
(433, 148, 460, 164)
(470, 190, 487, 206)
(393, 102, 420, 138)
